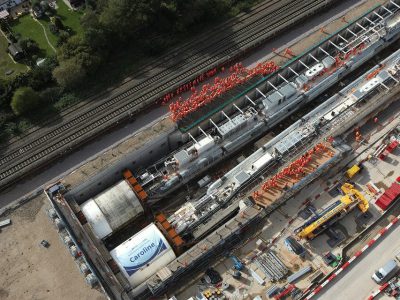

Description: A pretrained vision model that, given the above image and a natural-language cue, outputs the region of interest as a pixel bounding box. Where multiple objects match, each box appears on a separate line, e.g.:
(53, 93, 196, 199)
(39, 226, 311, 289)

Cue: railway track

(0, 0, 334, 189)
(0, 0, 284, 151)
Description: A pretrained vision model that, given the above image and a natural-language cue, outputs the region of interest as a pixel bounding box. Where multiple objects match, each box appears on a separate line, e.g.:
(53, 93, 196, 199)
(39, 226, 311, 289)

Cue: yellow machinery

(341, 183, 369, 213)
(346, 164, 361, 179)
(295, 183, 369, 239)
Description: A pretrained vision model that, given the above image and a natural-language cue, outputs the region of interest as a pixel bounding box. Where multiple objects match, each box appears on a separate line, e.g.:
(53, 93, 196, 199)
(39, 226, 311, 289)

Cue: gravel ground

(0, 195, 105, 300)
(63, 116, 173, 187)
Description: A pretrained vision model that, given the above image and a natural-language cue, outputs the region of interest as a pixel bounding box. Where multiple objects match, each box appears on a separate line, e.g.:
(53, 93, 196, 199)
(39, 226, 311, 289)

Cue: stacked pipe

(262, 143, 333, 191)
(257, 143, 333, 195)
(255, 251, 288, 282)
(169, 61, 279, 121)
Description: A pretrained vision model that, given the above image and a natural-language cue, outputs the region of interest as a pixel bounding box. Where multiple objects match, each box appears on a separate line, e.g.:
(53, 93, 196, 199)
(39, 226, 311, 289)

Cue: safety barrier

(304, 215, 400, 299)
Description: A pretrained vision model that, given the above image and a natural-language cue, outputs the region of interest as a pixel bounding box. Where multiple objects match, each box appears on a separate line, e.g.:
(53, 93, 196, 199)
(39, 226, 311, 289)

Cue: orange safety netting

(253, 143, 334, 200)
(169, 61, 279, 122)
(161, 68, 218, 105)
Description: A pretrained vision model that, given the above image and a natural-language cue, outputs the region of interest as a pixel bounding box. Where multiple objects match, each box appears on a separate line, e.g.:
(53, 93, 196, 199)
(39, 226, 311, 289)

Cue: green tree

(51, 16, 64, 30)
(99, 0, 149, 40)
(86, 0, 107, 11)
(57, 35, 101, 72)
(0, 78, 10, 109)
(81, 10, 108, 51)
(10, 87, 42, 116)
(52, 59, 86, 89)
(57, 30, 71, 46)
(27, 64, 56, 90)
(18, 38, 40, 56)
(40, 86, 62, 104)
(153, 1, 178, 32)
(31, 0, 41, 8)
(0, 78, 6, 96)
(54, 93, 79, 110)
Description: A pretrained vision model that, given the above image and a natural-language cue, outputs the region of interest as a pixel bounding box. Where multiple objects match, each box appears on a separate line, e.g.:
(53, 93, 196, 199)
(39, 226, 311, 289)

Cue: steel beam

(245, 95, 256, 105)
(337, 34, 348, 43)
(288, 67, 299, 76)
(198, 126, 209, 138)
(388, 73, 399, 84)
(346, 28, 357, 37)
(382, 5, 393, 14)
(256, 88, 267, 98)
(319, 47, 333, 58)
(373, 11, 384, 20)
(391, 0, 400, 9)
(380, 82, 390, 91)
(329, 40, 344, 52)
(364, 16, 376, 26)
(210, 119, 223, 135)
(188, 132, 198, 144)
(222, 110, 233, 123)
(233, 103, 244, 114)
(278, 73, 289, 83)
(267, 81, 284, 97)
(298, 60, 310, 69)
(308, 53, 319, 63)
(355, 22, 367, 31)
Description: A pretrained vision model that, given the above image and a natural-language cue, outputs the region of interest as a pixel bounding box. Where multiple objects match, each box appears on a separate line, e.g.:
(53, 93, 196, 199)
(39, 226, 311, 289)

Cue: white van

(372, 259, 398, 284)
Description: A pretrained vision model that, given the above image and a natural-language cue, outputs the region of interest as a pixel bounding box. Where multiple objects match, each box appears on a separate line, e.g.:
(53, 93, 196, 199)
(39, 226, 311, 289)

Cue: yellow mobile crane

(295, 183, 369, 240)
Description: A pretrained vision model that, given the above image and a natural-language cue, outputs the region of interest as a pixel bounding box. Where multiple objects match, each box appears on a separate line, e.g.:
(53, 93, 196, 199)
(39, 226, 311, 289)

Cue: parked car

(322, 252, 341, 267)
(372, 259, 398, 284)
(204, 268, 222, 285)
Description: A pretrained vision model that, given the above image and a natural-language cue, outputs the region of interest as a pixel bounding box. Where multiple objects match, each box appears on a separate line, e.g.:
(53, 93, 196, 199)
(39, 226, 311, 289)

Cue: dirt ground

(0, 195, 106, 300)
(63, 116, 173, 188)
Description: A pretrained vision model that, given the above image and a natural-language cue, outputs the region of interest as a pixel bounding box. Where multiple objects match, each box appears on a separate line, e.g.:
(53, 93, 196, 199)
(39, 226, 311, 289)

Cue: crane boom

(296, 183, 369, 239)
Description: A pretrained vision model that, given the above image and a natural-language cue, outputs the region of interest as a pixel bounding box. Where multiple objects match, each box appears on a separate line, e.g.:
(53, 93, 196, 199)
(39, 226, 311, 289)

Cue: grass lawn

(11, 15, 56, 57)
(0, 33, 27, 79)
(38, 19, 58, 47)
(11, 2, 83, 58)
(56, 0, 83, 36)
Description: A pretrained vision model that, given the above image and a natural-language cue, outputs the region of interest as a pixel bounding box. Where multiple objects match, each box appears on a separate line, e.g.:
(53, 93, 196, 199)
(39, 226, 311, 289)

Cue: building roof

(0, 0, 23, 8)
(0, 10, 9, 19)
(8, 43, 22, 57)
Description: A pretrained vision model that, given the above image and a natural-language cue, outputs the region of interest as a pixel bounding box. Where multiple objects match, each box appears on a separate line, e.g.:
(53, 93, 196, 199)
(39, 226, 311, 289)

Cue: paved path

(315, 222, 400, 300)
(34, 18, 56, 53)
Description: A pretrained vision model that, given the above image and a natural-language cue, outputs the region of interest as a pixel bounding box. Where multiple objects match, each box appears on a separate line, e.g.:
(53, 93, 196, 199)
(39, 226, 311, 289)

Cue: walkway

(33, 18, 56, 53)
(314, 219, 400, 300)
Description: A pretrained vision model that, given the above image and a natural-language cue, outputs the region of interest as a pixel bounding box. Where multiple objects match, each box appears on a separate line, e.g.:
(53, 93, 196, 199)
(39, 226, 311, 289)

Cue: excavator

(295, 183, 369, 240)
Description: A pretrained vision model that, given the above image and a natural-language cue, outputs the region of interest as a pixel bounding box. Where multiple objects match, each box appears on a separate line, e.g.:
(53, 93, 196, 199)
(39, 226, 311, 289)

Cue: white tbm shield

(121, 232, 167, 275)
(110, 223, 176, 287)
